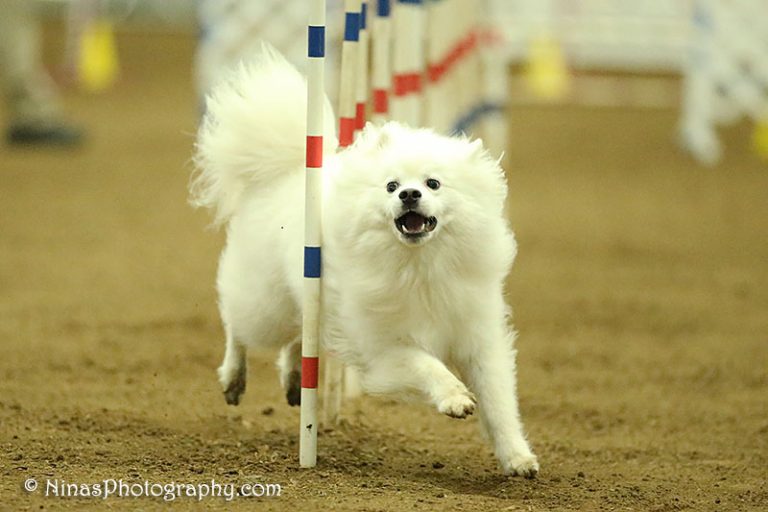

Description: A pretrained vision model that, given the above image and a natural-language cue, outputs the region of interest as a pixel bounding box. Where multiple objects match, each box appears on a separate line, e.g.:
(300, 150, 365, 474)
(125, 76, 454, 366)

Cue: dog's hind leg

(218, 326, 247, 406)
(343, 366, 362, 399)
(277, 338, 302, 406)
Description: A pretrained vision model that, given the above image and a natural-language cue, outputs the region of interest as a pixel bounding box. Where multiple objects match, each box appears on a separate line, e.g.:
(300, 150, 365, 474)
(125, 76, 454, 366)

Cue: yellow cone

(524, 32, 570, 101)
(753, 119, 768, 160)
(78, 20, 119, 93)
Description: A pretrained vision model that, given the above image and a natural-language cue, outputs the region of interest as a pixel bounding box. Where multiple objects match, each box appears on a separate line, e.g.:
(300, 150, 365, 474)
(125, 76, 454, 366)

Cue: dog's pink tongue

(404, 213, 425, 232)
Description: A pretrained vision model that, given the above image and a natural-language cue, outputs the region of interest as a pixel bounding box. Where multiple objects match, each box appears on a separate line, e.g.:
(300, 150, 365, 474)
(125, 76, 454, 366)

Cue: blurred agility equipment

(0, 0, 83, 146)
(524, 32, 570, 101)
(78, 18, 119, 92)
(491, 0, 766, 166)
(680, 0, 768, 165)
(753, 120, 768, 161)
(63, 0, 119, 93)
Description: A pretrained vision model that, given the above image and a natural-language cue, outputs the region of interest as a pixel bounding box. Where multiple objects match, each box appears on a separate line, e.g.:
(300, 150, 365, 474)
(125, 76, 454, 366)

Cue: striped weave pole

(424, 0, 484, 134)
(354, 1, 370, 132)
(425, 0, 451, 132)
(339, 0, 362, 147)
(454, 0, 481, 133)
(300, 0, 326, 469)
(467, 23, 508, 155)
(371, 0, 392, 123)
(391, 0, 425, 126)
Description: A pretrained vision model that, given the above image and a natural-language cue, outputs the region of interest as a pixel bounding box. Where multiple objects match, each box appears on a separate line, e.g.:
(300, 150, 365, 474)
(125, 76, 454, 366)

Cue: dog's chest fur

(338, 251, 471, 358)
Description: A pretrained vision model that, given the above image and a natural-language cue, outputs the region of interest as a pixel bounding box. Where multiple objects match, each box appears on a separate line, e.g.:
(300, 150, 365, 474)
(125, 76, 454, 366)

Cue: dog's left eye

(426, 178, 440, 190)
(386, 181, 399, 193)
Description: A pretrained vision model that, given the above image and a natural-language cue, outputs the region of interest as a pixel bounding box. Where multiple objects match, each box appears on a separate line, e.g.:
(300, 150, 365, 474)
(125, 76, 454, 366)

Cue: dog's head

(331, 122, 508, 250)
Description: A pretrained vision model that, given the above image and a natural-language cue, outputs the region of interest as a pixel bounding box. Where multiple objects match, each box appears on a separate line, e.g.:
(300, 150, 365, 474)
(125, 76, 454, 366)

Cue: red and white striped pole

(371, 0, 392, 123)
(339, 0, 362, 147)
(301, 0, 326, 469)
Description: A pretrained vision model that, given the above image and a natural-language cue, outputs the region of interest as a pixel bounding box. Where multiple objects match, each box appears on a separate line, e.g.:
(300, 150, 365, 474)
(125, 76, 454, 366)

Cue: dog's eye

(386, 181, 399, 193)
(426, 178, 440, 190)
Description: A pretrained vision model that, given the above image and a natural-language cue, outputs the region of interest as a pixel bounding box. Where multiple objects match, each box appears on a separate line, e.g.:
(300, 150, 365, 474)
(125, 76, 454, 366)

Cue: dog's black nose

(399, 188, 421, 206)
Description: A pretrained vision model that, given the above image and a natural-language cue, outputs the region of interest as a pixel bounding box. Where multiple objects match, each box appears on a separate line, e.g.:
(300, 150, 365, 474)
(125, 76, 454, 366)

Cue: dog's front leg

(459, 324, 539, 478)
(361, 345, 477, 418)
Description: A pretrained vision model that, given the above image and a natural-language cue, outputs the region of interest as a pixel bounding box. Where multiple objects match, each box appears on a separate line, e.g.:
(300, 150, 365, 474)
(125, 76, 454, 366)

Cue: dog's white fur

(191, 45, 538, 477)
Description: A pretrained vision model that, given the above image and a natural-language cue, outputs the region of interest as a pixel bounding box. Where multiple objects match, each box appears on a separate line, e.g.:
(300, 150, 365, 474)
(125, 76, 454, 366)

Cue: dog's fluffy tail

(191, 43, 337, 226)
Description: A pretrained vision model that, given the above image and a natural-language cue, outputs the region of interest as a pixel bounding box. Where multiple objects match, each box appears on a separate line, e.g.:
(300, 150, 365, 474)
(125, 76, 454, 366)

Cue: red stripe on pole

(354, 102, 366, 130)
(428, 30, 478, 84)
(372, 89, 389, 113)
(478, 28, 504, 47)
(339, 117, 355, 147)
(301, 356, 319, 389)
(305, 136, 323, 168)
(427, 62, 447, 83)
(393, 73, 422, 96)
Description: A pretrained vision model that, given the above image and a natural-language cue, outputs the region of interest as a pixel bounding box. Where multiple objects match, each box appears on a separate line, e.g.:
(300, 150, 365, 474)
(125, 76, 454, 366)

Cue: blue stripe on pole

(304, 247, 322, 278)
(360, 3, 368, 29)
(378, 0, 391, 16)
(344, 12, 361, 41)
(450, 102, 505, 136)
(198, 24, 210, 42)
(307, 26, 325, 57)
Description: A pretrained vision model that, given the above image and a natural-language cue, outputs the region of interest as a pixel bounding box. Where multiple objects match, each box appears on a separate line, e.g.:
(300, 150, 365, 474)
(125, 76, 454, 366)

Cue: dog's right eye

(386, 181, 399, 193)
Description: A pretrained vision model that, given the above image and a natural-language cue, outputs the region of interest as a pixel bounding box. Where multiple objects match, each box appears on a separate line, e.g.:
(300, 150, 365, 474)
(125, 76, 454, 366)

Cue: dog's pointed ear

(468, 138, 486, 159)
(373, 121, 398, 149)
(354, 122, 390, 152)
(376, 125, 391, 149)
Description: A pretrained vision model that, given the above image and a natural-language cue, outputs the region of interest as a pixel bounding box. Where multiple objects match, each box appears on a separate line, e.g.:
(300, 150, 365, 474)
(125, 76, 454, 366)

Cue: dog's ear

(376, 126, 391, 149)
(355, 122, 391, 152)
(468, 138, 486, 159)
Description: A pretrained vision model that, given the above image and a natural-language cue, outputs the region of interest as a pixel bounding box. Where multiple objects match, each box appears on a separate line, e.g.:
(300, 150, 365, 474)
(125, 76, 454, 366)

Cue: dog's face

(331, 122, 508, 250)
(385, 172, 442, 246)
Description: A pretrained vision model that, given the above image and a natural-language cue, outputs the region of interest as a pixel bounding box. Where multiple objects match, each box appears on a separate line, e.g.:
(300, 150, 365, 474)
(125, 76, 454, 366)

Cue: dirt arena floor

(1, 31, 767, 511)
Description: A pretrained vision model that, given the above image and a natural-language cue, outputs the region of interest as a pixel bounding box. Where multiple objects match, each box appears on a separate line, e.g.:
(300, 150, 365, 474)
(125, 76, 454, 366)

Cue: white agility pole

(451, 0, 482, 134)
(371, 0, 392, 123)
(322, 0, 362, 426)
(391, 0, 426, 126)
(354, 1, 370, 133)
(338, 0, 362, 147)
(300, 0, 326, 469)
(425, 0, 453, 132)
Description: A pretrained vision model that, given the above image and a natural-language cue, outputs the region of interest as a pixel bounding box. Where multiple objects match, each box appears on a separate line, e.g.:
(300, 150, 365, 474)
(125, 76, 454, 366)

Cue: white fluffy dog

(191, 46, 538, 477)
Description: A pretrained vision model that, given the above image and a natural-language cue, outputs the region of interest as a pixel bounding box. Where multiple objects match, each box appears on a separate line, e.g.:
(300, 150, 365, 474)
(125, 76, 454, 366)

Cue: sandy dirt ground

(1, 31, 767, 511)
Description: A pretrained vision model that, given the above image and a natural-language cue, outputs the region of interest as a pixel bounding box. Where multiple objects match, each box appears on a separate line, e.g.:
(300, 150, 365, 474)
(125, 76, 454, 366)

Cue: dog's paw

(502, 454, 539, 479)
(437, 390, 477, 419)
(218, 364, 246, 406)
(285, 370, 301, 406)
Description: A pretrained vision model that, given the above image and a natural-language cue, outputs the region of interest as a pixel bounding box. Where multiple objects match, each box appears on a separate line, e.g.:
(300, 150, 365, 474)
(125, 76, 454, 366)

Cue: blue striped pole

(301, 0, 326, 469)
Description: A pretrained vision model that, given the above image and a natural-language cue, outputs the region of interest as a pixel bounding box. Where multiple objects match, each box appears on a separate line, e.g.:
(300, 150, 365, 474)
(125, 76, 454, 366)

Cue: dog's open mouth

(395, 211, 438, 237)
